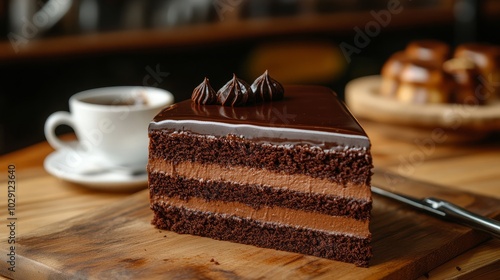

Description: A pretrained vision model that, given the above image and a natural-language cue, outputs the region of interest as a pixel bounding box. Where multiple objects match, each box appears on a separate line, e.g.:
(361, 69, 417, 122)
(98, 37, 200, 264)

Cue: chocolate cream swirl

(192, 77, 217, 105)
(217, 74, 254, 107)
(251, 70, 284, 102)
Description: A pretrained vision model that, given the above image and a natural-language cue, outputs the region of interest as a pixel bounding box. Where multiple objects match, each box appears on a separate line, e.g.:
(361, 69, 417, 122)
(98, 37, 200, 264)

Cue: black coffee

(82, 95, 148, 106)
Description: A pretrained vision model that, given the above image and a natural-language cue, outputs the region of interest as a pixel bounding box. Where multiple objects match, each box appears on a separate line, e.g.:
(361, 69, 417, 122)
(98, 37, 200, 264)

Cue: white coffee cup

(44, 86, 174, 170)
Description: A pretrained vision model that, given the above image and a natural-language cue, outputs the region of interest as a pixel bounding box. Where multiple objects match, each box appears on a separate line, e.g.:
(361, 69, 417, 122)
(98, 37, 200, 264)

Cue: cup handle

(44, 111, 76, 150)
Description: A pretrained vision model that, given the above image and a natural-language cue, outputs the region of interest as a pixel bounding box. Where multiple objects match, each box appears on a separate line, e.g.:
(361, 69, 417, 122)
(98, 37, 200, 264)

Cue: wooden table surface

(0, 121, 499, 279)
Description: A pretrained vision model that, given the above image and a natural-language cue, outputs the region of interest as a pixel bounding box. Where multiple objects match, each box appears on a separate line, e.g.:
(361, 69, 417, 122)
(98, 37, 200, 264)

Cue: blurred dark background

(1, 0, 499, 154)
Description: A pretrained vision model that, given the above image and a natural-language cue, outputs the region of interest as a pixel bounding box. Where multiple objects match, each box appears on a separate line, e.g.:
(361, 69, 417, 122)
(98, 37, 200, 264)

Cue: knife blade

(371, 185, 500, 239)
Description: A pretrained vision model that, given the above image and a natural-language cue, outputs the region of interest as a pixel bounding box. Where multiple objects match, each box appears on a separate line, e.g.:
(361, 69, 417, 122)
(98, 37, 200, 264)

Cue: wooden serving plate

(345, 75, 500, 143)
(1, 170, 499, 279)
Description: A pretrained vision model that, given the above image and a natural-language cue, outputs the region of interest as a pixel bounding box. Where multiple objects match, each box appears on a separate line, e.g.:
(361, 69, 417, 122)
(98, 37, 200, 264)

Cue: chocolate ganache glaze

(251, 70, 285, 102)
(217, 74, 254, 106)
(151, 85, 370, 149)
(192, 77, 217, 105)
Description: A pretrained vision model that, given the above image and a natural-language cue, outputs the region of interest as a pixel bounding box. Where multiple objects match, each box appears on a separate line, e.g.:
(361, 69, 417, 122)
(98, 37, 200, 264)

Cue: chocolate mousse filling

(148, 160, 371, 199)
(148, 160, 372, 220)
(151, 197, 370, 238)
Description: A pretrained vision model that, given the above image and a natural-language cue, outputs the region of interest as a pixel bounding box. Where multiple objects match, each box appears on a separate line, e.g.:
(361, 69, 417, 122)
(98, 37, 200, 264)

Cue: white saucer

(44, 143, 148, 191)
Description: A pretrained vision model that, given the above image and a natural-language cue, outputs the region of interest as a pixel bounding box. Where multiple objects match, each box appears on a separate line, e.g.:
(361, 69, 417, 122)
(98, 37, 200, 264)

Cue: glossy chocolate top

(454, 43, 500, 71)
(405, 39, 450, 62)
(150, 85, 370, 149)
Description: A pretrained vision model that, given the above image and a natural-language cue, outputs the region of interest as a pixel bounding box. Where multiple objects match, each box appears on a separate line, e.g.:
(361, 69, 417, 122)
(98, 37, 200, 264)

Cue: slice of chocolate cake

(148, 73, 373, 267)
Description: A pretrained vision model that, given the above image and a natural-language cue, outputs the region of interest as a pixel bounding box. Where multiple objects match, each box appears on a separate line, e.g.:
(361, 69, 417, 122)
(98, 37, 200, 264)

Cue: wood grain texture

(0, 170, 498, 280)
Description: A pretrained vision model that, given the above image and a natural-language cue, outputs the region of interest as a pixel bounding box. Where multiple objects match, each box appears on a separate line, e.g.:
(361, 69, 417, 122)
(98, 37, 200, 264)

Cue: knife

(371, 186, 500, 239)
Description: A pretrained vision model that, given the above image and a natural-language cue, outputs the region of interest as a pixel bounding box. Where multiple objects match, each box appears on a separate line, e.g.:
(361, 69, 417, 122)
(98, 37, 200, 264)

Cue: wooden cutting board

(1, 170, 499, 280)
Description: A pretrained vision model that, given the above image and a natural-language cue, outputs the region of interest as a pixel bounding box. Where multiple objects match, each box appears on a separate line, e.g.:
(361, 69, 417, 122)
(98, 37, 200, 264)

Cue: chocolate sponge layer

(151, 203, 372, 267)
(148, 131, 372, 186)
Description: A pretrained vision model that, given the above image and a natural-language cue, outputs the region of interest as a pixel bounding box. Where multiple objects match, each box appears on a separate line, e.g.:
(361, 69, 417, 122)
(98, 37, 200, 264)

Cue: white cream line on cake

(150, 120, 370, 149)
(148, 159, 371, 200)
(152, 196, 370, 238)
